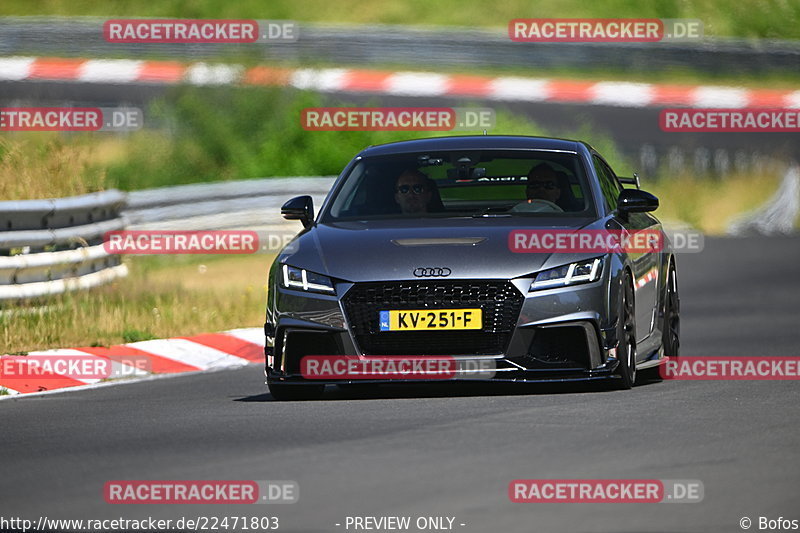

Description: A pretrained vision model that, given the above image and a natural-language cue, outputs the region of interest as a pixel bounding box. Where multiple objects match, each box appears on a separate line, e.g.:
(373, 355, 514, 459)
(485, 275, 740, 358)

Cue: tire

(662, 263, 680, 359)
(268, 382, 325, 401)
(639, 263, 680, 383)
(615, 271, 637, 390)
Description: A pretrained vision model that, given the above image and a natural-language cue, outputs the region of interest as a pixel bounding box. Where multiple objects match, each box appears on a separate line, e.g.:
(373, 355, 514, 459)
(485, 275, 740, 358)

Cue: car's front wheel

(268, 382, 325, 401)
(615, 272, 637, 389)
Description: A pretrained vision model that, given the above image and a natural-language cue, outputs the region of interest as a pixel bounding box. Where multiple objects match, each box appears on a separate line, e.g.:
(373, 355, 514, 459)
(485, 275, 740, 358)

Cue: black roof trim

(359, 135, 584, 156)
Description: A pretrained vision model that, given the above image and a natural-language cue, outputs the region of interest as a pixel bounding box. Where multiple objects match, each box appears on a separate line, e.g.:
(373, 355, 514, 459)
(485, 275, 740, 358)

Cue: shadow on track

(234, 373, 664, 402)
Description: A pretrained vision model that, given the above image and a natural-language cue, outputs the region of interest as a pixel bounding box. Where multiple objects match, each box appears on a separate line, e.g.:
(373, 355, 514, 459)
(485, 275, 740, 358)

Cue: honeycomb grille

(341, 280, 524, 355)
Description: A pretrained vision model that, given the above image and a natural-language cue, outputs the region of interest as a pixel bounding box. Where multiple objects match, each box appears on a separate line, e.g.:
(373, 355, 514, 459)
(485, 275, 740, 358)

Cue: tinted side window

(593, 155, 622, 211)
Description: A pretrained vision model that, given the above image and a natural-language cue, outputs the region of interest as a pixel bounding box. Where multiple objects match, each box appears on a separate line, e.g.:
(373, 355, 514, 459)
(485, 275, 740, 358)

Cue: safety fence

(0, 176, 335, 301)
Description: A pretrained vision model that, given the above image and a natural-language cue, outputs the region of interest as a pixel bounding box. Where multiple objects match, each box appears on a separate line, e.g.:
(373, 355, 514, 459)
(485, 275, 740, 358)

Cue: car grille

(341, 280, 524, 356)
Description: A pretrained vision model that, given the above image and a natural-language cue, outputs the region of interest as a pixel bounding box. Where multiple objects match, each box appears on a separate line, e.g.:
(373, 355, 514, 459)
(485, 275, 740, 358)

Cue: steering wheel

(512, 199, 564, 213)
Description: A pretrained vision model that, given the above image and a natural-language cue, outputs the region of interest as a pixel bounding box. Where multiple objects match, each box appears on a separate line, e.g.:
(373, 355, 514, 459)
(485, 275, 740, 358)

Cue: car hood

(278, 217, 605, 282)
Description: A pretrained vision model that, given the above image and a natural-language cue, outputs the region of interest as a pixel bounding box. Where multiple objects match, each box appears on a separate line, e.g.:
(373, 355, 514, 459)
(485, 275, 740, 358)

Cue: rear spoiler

(618, 173, 640, 189)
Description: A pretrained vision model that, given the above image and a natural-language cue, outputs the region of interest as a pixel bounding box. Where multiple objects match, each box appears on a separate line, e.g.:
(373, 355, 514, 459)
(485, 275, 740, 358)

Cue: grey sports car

(264, 135, 679, 400)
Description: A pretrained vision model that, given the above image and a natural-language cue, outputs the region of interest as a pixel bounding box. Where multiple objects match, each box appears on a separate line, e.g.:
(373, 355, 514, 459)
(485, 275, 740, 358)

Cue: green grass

(1, 85, 630, 195)
(120, 328, 156, 343)
(0, 253, 273, 354)
(2, 0, 799, 39)
(0, 134, 110, 200)
(644, 168, 786, 234)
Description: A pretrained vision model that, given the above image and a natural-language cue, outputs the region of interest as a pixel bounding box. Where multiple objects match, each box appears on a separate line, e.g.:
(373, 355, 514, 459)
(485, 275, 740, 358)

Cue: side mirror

(281, 195, 314, 229)
(617, 189, 659, 215)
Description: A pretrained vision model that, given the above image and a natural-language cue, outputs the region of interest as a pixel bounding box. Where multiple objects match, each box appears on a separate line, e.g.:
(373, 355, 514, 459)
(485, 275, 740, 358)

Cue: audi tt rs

(264, 135, 680, 400)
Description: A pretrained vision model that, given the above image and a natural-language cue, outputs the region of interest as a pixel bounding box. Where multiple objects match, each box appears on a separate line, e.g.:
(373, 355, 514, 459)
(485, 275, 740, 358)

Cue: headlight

(530, 257, 603, 291)
(281, 264, 335, 294)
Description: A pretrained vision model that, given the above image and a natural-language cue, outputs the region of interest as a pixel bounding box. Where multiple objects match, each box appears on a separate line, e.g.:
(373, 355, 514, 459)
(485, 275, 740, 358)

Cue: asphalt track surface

(2, 236, 799, 533)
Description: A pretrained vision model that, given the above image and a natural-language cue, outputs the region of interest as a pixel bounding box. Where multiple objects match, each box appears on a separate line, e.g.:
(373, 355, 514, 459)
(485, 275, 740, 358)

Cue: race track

(2, 236, 799, 533)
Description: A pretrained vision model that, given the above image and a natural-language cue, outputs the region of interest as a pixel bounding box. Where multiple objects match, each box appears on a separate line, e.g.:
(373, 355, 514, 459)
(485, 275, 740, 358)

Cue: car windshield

(324, 149, 596, 221)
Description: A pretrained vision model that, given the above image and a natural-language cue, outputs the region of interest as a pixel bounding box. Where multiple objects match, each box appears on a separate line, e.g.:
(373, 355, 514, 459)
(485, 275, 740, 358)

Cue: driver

(524, 163, 562, 205)
(394, 169, 436, 214)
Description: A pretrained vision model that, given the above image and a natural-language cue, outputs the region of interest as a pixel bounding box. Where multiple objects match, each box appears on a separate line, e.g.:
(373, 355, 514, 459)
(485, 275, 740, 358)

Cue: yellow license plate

(379, 309, 482, 331)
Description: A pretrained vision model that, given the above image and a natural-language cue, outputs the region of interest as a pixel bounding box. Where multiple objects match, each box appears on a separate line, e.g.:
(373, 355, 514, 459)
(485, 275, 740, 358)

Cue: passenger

(524, 163, 563, 205)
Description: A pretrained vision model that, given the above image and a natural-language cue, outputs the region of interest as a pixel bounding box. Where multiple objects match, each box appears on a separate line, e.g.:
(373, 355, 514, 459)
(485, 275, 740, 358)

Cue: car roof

(359, 135, 587, 156)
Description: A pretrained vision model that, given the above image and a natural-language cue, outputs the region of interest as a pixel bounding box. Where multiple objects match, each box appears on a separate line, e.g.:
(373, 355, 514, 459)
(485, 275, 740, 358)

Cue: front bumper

(266, 275, 622, 384)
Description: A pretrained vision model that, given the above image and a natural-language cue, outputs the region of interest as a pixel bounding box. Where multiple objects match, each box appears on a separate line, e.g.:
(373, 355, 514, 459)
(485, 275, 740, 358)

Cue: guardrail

(0, 18, 798, 76)
(125, 176, 335, 231)
(728, 166, 800, 236)
(0, 190, 128, 301)
(0, 177, 336, 302)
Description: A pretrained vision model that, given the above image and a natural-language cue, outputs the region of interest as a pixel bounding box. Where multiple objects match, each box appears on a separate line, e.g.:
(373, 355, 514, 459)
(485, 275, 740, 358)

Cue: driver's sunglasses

(396, 184, 427, 194)
(527, 181, 557, 190)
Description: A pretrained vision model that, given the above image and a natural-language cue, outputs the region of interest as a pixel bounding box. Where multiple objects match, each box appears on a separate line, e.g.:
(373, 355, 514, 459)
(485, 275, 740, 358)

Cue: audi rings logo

(413, 267, 452, 277)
